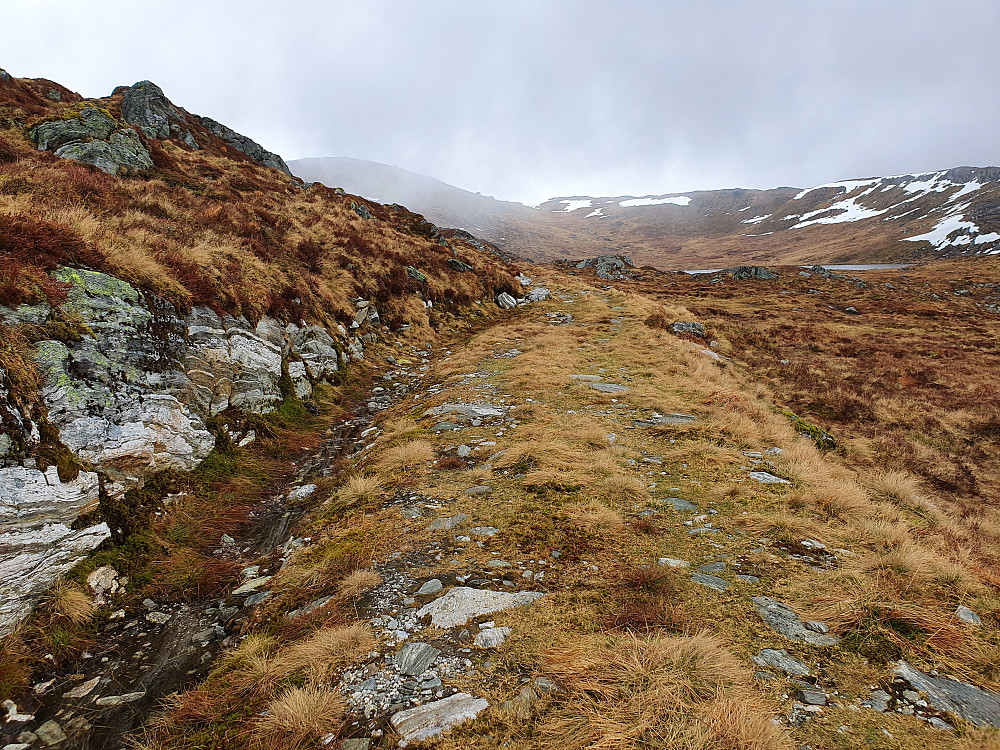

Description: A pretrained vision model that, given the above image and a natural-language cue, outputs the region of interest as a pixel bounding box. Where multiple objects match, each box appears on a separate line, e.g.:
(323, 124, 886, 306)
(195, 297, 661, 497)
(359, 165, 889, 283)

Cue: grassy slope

(144, 265, 999, 749)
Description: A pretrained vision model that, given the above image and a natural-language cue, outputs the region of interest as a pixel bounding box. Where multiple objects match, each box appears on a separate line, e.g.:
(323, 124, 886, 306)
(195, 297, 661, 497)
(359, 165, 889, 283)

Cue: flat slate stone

(691, 572, 729, 591)
(432, 422, 462, 432)
(232, 576, 272, 596)
(63, 676, 101, 699)
(658, 557, 689, 568)
(416, 579, 444, 595)
(395, 642, 441, 676)
(588, 382, 630, 394)
(567, 374, 602, 381)
(661, 497, 697, 512)
(956, 605, 982, 625)
(797, 688, 827, 706)
(470, 526, 499, 537)
(95, 691, 145, 707)
(698, 562, 726, 573)
(750, 471, 791, 485)
(473, 626, 511, 648)
(429, 513, 469, 530)
(390, 692, 489, 742)
(894, 660, 1000, 728)
(464, 485, 493, 496)
(752, 648, 811, 677)
(416, 587, 545, 628)
(752, 597, 839, 646)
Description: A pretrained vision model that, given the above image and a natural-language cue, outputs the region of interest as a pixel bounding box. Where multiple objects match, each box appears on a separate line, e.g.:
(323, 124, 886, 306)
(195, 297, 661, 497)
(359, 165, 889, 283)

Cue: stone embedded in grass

(752, 648, 810, 677)
(956, 605, 982, 625)
(473, 626, 511, 648)
(893, 660, 1000, 728)
(797, 688, 827, 705)
(390, 692, 488, 742)
(457, 445, 471, 457)
(691, 572, 729, 591)
(660, 497, 697, 512)
(486, 560, 511, 568)
(687, 527, 719, 535)
(658, 557, 689, 568)
(432, 422, 462, 432)
(464, 485, 493, 496)
(286, 595, 333, 620)
(736, 574, 761, 584)
(698, 562, 726, 573)
(416, 579, 444, 595)
(568, 374, 602, 382)
(636, 412, 698, 427)
(416, 587, 545, 628)
(470, 526, 499, 537)
(862, 689, 892, 712)
(395, 642, 441, 676)
(752, 597, 839, 646)
(587, 382, 630, 394)
(750, 471, 791, 485)
(232, 576, 272, 596)
(429, 514, 469, 530)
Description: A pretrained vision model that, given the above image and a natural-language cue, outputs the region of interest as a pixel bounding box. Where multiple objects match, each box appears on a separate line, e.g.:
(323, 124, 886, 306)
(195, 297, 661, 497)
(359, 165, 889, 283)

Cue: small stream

(1, 392, 387, 749)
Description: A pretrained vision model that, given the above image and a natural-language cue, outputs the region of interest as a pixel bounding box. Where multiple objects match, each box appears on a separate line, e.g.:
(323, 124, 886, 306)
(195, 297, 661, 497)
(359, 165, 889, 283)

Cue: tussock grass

(337, 474, 384, 506)
(377, 439, 435, 471)
(538, 632, 790, 750)
(337, 569, 381, 598)
(43, 581, 95, 626)
(254, 685, 344, 749)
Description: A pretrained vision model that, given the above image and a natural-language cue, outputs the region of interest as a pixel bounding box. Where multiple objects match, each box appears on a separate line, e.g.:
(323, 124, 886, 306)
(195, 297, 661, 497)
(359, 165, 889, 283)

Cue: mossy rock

(782, 409, 836, 450)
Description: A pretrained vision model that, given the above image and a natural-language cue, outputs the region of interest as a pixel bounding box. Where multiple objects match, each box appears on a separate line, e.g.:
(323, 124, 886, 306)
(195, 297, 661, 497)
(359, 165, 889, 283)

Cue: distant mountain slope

(292, 157, 1000, 268)
(289, 156, 537, 237)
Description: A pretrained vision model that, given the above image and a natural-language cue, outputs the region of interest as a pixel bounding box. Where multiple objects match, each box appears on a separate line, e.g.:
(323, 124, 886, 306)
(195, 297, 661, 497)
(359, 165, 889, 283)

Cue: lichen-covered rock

(289, 323, 340, 380)
(30, 107, 153, 175)
(0, 465, 108, 637)
(120, 80, 185, 141)
(197, 115, 291, 175)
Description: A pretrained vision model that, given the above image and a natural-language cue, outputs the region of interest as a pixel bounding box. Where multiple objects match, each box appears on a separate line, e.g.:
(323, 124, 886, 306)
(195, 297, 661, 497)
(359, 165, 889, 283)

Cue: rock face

(0, 465, 109, 637)
(1, 266, 383, 635)
(30, 107, 153, 175)
(894, 661, 1000, 728)
(120, 80, 198, 147)
(197, 116, 291, 175)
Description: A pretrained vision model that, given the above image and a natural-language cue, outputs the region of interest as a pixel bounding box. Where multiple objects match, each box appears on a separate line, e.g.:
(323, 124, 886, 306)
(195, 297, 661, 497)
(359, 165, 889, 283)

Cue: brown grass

(254, 685, 344, 749)
(337, 569, 381, 598)
(538, 631, 790, 750)
(337, 474, 384, 506)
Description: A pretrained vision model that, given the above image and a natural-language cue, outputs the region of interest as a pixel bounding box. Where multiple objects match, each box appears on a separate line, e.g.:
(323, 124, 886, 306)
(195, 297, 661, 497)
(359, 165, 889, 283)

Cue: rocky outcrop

(30, 107, 153, 175)
(197, 116, 291, 176)
(1, 267, 382, 633)
(0, 466, 108, 637)
(120, 80, 198, 148)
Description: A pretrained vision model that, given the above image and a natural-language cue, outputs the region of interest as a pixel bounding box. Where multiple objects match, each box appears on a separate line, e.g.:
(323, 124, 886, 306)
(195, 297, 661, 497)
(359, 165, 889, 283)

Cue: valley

(1, 67, 999, 750)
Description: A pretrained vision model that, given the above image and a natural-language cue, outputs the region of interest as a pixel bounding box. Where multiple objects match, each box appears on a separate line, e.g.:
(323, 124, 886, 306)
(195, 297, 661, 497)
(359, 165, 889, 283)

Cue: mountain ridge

(291, 157, 1000, 268)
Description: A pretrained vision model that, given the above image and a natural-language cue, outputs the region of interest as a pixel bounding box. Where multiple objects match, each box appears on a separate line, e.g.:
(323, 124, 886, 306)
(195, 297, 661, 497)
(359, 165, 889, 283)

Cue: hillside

(292, 157, 1000, 268)
(289, 157, 538, 242)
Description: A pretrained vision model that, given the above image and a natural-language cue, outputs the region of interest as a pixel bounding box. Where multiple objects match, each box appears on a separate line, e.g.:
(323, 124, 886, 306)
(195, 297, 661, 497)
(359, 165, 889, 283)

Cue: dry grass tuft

(281, 623, 374, 684)
(337, 474, 384, 506)
(598, 474, 650, 504)
(539, 631, 789, 750)
(565, 500, 625, 533)
(44, 581, 95, 626)
(337, 569, 381, 598)
(377, 439, 435, 471)
(255, 685, 344, 749)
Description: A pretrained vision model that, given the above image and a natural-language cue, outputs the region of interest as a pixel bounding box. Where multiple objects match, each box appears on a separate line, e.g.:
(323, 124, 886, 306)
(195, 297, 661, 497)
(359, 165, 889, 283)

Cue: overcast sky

(5, 1, 999, 205)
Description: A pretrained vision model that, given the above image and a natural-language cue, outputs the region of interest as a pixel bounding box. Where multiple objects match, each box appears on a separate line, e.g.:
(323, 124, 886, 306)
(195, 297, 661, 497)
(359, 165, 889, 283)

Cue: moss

(98, 470, 183, 544)
(781, 408, 836, 450)
(33, 420, 84, 481)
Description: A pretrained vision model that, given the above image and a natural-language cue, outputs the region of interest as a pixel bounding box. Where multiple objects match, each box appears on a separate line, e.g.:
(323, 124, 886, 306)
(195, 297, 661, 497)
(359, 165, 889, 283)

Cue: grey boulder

(752, 597, 838, 646)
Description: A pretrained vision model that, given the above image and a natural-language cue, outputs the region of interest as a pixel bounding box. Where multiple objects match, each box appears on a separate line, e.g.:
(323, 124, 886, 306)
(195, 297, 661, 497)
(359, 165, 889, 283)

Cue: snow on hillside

(618, 196, 692, 207)
(554, 199, 592, 212)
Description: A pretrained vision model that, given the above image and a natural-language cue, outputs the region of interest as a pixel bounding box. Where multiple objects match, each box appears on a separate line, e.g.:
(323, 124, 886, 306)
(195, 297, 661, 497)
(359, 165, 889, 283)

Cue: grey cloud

(4, 0, 998, 203)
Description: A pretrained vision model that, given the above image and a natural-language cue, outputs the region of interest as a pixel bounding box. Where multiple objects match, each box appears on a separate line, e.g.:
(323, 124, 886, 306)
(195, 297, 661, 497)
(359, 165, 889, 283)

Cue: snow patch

(975, 232, 1000, 244)
(741, 214, 770, 225)
(554, 199, 592, 213)
(794, 178, 881, 200)
(791, 197, 888, 229)
(618, 196, 692, 208)
(903, 211, 979, 249)
(584, 208, 604, 218)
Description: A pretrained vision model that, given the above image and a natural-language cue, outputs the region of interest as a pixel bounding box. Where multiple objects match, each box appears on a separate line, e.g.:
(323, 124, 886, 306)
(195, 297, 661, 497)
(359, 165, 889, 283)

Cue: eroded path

(21, 269, 999, 750)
